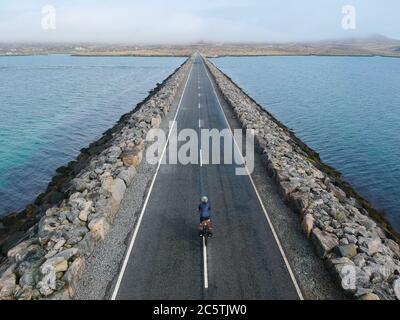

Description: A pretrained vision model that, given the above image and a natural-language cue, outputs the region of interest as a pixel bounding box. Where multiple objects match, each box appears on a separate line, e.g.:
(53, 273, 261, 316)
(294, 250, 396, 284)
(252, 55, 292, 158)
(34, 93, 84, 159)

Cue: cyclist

(198, 196, 213, 236)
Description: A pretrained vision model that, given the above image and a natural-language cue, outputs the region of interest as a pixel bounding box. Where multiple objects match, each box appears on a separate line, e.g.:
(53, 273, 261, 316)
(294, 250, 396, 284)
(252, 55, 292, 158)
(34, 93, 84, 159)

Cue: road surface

(112, 54, 302, 300)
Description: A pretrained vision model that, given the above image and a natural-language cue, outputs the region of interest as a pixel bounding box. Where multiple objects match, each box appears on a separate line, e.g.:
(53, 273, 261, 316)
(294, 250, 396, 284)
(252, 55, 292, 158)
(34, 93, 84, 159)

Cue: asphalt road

(112, 54, 302, 300)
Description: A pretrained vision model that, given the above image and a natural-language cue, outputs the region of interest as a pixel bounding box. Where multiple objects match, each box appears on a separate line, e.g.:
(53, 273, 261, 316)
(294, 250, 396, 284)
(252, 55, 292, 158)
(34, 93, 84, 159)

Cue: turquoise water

(0, 55, 185, 216)
(212, 56, 400, 231)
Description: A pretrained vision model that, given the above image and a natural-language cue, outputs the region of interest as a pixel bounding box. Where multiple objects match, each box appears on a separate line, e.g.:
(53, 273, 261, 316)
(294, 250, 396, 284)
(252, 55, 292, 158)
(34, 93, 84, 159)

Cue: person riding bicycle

(198, 196, 213, 236)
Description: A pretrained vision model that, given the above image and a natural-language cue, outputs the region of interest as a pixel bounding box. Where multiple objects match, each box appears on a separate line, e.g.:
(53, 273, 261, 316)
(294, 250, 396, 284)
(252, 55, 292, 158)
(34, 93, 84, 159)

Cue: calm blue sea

(212, 56, 400, 231)
(0, 54, 185, 216)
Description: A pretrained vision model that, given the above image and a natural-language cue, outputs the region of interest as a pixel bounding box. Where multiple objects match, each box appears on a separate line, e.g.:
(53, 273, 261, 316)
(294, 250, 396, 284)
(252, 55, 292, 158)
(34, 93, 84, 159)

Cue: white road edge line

(200, 149, 203, 167)
(111, 61, 194, 300)
(203, 237, 209, 289)
(201, 58, 304, 300)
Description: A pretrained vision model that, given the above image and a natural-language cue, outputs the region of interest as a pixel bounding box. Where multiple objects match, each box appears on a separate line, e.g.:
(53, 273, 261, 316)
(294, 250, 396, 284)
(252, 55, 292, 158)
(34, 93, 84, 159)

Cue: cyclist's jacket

(198, 202, 211, 219)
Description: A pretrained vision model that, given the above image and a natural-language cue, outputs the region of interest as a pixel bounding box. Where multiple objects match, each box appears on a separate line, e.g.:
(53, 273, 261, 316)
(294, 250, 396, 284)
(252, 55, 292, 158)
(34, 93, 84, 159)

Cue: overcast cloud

(0, 0, 399, 43)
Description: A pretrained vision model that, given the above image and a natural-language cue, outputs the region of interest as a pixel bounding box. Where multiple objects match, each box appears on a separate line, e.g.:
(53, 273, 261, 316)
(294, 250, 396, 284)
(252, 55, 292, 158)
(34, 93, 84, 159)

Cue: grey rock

(66, 210, 79, 223)
(76, 233, 96, 256)
(41, 256, 68, 273)
(15, 245, 46, 275)
(71, 178, 87, 192)
(38, 216, 60, 245)
(312, 228, 339, 258)
(328, 257, 355, 267)
(46, 288, 71, 300)
(19, 270, 40, 287)
(53, 238, 66, 251)
(94, 198, 113, 219)
(393, 278, 400, 300)
(335, 244, 358, 259)
(106, 146, 122, 161)
(331, 261, 357, 294)
(359, 237, 383, 255)
(64, 226, 89, 242)
(344, 227, 356, 235)
(385, 239, 400, 259)
(359, 292, 380, 300)
(36, 265, 56, 296)
(354, 287, 373, 298)
(353, 254, 367, 268)
(52, 248, 79, 261)
(63, 257, 85, 297)
(345, 234, 358, 244)
(15, 285, 33, 300)
(0, 272, 16, 299)
(88, 217, 109, 241)
(7, 238, 37, 260)
(117, 167, 137, 186)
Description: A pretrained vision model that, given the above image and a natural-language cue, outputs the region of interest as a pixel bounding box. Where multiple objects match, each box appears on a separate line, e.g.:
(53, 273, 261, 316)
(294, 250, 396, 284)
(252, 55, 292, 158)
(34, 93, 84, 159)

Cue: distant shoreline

(2, 52, 400, 59)
(209, 53, 400, 59)
(70, 54, 189, 57)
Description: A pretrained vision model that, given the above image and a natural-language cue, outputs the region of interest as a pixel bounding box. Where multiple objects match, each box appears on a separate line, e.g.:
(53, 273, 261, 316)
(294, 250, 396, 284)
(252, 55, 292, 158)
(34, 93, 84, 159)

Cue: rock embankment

(0, 57, 193, 300)
(204, 58, 400, 300)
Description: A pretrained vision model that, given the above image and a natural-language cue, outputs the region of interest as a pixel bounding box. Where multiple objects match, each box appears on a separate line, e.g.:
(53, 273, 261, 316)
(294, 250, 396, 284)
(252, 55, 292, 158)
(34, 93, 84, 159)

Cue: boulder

(363, 262, 393, 281)
(78, 200, 92, 222)
(63, 257, 85, 297)
(19, 270, 40, 288)
(329, 259, 358, 294)
(346, 234, 358, 244)
(7, 238, 37, 260)
(335, 244, 358, 259)
(71, 178, 87, 192)
(312, 228, 339, 258)
(279, 181, 298, 198)
(360, 293, 380, 300)
(103, 178, 127, 217)
(47, 288, 71, 300)
(66, 210, 79, 223)
(106, 146, 122, 160)
(14, 245, 45, 275)
(0, 272, 16, 300)
(151, 115, 162, 128)
(332, 187, 347, 202)
(354, 212, 377, 229)
(52, 248, 79, 261)
(385, 239, 400, 259)
(353, 254, 366, 268)
(88, 217, 109, 241)
(15, 285, 33, 300)
(358, 237, 383, 256)
(36, 265, 56, 296)
(64, 226, 89, 245)
(117, 167, 136, 186)
(41, 256, 68, 273)
(77, 233, 96, 255)
(38, 216, 60, 245)
(121, 147, 143, 167)
(110, 178, 126, 206)
(94, 198, 113, 219)
(289, 191, 309, 213)
(328, 257, 354, 267)
(393, 278, 400, 300)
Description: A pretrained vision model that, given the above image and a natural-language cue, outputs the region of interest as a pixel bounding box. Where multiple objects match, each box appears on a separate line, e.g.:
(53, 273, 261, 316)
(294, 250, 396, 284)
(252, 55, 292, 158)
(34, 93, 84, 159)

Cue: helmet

(201, 196, 208, 203)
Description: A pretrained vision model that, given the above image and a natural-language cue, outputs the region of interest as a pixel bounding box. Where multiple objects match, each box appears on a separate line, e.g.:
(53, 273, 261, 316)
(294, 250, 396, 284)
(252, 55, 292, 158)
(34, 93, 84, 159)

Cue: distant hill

(1, 36, 400, 58)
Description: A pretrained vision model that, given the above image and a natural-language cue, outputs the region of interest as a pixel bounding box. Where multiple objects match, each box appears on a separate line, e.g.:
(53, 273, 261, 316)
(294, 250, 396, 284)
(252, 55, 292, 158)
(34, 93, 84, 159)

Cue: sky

(0, 0, 399, 43)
